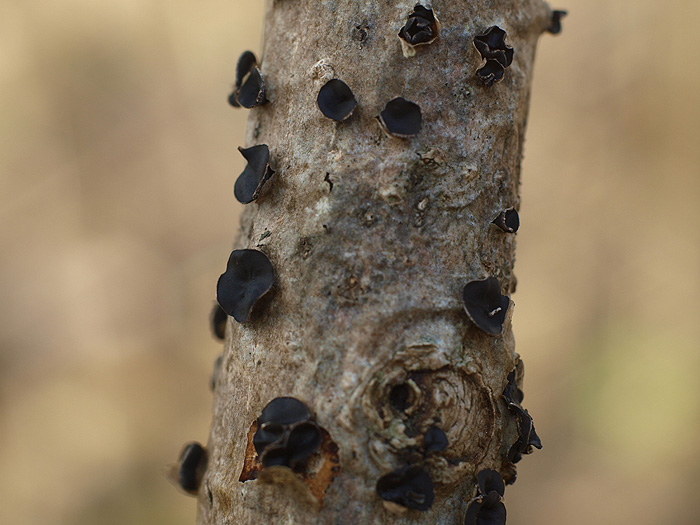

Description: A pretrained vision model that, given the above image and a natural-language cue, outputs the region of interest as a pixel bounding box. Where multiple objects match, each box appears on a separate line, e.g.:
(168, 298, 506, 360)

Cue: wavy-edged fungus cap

(503, 369, 524, 406)
(234, 144, 274, 204)
(216, 249, 274, 323)
(228, 51, 258, 107)
(507, 405, 542, 463)
(176, 442, 207, 495)
(317, 79, 357, 121)
(476, 59, 505, 87)
(253, 397, 322, 468)
(376, 465, 435, 511)
(492, 207, 520, 233)
(210, 303, 228, 340)
(398, 5, 441, 46)
(378, 97, 422, 138)
(474, 26, 514, 86)
(236, 67, 268, 108)
(462, 277, 509, 336)
(423, 426, 449, 455)
(464, 491, 507, 525)
(547, 10, 567, 34)
(477, 469, 505, 498)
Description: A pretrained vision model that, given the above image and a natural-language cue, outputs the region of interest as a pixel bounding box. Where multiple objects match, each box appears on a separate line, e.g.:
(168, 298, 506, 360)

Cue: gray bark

(200, 1, 552, 523)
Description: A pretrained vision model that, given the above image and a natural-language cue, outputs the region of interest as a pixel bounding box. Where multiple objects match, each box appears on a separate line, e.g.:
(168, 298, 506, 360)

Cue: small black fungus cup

(492, 207, 520, 233)
(234, 144, 275, 204)
(210, 302, 228, 340)
(376, 465, 435, 511)
(398, 5, 440, 46)
(253, 397, 322, 468)
(378, 97, 422, 138)
(216, 249, 274, 323)
(317, 79, 357, 121)
(462, 277, 510, 336)
(228, 50, 258, 107)
(175, 442, 207, 495)
(474, 26, 514, 87)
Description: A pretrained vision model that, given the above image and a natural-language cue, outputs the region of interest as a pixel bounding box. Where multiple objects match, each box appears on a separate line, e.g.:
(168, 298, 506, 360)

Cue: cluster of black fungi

(173, 2, 565, 515)
(253, 397, 323, 468)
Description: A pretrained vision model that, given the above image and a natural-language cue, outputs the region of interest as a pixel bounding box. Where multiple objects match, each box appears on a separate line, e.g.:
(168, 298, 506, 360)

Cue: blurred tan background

(1, 1, 699, 524)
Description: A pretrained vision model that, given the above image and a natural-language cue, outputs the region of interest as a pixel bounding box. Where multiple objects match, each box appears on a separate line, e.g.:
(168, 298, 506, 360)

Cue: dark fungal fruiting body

(378, 97, 422, 138)
(228, 51, 258, 107)
(253, 397, 322, 468)
(474, 26, 514, 87)
(234, 144, 274, 204)
(492, 207, 520, 233)
(464, 469, 507, 525)
(462, 277, 510, 336)
(216, 249, 274, 323)
(237, 68, 268, 108)
(464, 491, 507, 525)
(422, 426, 449, 455)
(175, 442, 207, 495)
(503, 368, 542, 465)
(376, 465, 435, 512)
(317, 79, 357, 121)
(547, 10, 568, 34)
(398, 5, 440, 56)
(210, 302, 228, 341)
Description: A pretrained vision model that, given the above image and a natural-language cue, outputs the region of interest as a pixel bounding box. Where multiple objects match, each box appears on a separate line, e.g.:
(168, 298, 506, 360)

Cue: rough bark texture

(200, 1, 551, 523)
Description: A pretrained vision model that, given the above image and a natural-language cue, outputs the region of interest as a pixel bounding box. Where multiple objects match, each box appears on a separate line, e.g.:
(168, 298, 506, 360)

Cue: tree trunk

(199, 1, 553, 523)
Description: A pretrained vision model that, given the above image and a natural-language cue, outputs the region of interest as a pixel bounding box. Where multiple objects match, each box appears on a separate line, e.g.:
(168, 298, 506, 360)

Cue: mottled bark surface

(200, 1, 551, 523)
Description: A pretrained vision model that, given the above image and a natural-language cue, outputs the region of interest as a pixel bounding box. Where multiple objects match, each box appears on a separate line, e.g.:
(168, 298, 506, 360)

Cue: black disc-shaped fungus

(398, 5, 440, 46)
(464, 491, 507, 525)
(474, 26, 514, 87)
(216, 249, 274, 323)
(423, 426, 449, 455)
(378, 97, 422, 138)
(547, 10, 568, 35)
(503, 369, 524, 406)
(376, 465, 435, 511)
(228, 51, 258, 107)
(176, 442, 207, 495)
(253, 397, 322, 468)
(236, 67, 268, 108)
(317, 79, 357, 121)
(234, 144, 274, 204)
(492, 207, 520, 233)
(462, 277, 510, 336)
(477, 469, 505, 499)
(210, 303, 228, 340)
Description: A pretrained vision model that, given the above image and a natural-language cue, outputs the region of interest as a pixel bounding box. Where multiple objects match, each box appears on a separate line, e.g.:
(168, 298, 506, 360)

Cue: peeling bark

(200, 1, 553, 523)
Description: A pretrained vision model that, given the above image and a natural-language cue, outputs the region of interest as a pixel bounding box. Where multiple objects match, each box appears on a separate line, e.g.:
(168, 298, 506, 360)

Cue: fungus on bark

(378, 97, 422, 138)
(464, 491, 507, 525)
(253, 397, 323, 468)
(547, 10, 568, 35)
(503, 368, 542, 464)
(474, 26, 514, 87)
(317, 79, 357, 121)
(423, 426, 449, 455)
(210, 303, 228, 341)
(234, 144, 275, 204)
(464, 470, 507, 525)
(376, 465, 435, 511)
(174, 442, 207, 495)
(492, 207, 520, 233)
(462, 277, 510, 336)
(216, 249, 274, 323)
(398, 5, 441, 56)
(228, 51, 268, 108)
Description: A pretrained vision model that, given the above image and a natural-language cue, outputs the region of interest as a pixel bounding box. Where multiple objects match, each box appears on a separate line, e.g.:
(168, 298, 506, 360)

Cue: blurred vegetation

(1, 1, 699, 524)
